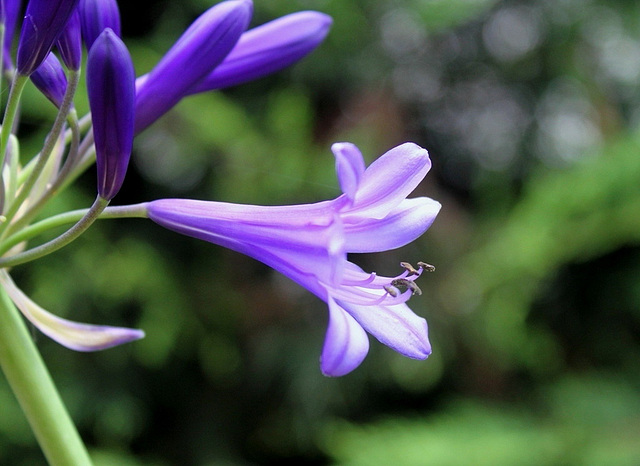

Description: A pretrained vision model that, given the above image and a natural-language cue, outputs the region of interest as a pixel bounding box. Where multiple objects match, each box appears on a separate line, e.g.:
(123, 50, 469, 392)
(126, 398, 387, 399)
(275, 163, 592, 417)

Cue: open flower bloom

(146, 142, 441, 376)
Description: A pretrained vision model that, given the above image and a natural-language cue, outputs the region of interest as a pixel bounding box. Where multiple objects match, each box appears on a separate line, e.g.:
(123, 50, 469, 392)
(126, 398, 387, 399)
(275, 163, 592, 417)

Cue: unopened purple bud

(56, 9, 82, 70)
(16, 0, 80, 75)
(30, 53, 67, 108)
(87, 28, 134, 200)
(79, 0, 121, 50)
(189, 11, 332, 93)
(1, 0, 23, 71)
(134, 0, 252, 133)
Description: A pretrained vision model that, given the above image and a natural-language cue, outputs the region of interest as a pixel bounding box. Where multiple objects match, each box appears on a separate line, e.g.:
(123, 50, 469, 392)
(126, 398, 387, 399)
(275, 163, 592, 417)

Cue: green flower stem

(0, 195, 110, 268)
(0, 285, 93, 465)
(0, 202, 149, 259)
(8, 111, 84, 237)
(0, 74, 28, 170)
(1, 70, 80, 233)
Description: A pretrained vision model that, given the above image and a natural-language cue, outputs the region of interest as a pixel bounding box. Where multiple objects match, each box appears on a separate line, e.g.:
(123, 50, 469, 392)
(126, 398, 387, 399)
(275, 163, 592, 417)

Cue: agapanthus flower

(16, 0, 80, 75)
(146, 142, 441, 376)
(78, 0, 121, 49)
(30, 53, 67, 108)
(87, 28, 135, 200)
(134, 0, 253, 133)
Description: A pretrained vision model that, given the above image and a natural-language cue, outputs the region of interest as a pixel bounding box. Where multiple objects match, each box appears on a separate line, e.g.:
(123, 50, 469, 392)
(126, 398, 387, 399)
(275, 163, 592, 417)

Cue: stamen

(400, 261, 420, 276)
(391, 278, 423, 296)
(418, 261, 435, 272)
(383, 285, 400, 297)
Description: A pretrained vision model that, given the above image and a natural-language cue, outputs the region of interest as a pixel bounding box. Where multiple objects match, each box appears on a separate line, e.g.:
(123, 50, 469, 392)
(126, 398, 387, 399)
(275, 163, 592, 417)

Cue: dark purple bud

(78, 0, 120, 50)
(87, 28, 134, 200)
(189, 11, 332, 93)
(56, 8, 82, 70)
(30, 53, 67, 107)
(16, 0, 80, 75)
(134, 0, 252, 133)
(1, 0, 23, 71)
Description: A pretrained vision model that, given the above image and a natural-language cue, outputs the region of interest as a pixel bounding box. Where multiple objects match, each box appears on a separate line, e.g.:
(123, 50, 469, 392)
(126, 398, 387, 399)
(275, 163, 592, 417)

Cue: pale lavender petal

(341, 301, 431, 359)
(344, 143, 432, 220)
(332, 142, 366, 202)
(321, 297, 369, 376)
(188, 11, 332, 93)
(344, 197, 441, 252)
(1, 272, 145, 351)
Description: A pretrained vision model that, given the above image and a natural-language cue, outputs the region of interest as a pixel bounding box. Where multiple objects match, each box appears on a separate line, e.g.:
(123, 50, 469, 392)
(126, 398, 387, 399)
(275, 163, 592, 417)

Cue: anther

(400, 261, 420, 276)
(417, 261, 435, 272)
(391, 278, 423, 296)
(384, 285, 400, 297)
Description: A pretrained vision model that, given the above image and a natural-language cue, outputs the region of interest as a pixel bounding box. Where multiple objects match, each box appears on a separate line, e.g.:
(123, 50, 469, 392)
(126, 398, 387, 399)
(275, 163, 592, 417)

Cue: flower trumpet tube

(146, 142, 441, 376)
(87, 28, 135, 200)
(134, 0, 253, 133)
(16, 0, 80, 75)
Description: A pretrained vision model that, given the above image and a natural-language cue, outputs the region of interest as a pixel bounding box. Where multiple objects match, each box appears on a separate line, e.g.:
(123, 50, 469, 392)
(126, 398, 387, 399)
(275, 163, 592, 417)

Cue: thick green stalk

(0, 284, 93, 465)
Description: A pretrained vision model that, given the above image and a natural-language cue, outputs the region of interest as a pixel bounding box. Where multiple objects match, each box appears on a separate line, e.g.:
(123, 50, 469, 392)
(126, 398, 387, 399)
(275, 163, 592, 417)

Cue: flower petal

(332, 142, 366, 202)
(344, 197, 441, 252)
(344, 142, 432, 220)
(1, 272, 144, 351)
(321, 298, 369, 376)
(188, 11, 332, 92)
(341, 301, 431, 359)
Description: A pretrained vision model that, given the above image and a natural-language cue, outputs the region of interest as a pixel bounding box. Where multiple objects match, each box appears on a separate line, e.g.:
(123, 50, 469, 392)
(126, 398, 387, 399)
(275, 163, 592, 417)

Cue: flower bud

(189, 11, 332, 93)
(56, 9, 82, 70)
(16, 0, 81, 75)
(30, 53, 67, 108)
(78, 0, 121, 50)
(134, 0, 252, 133)
(1, 0, 23, 71)
(87, 28, 135, 200)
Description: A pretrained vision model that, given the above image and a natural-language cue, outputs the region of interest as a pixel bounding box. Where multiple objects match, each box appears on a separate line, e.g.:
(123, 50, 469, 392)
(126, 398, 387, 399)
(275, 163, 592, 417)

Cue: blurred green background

(2, 0, 640, 464)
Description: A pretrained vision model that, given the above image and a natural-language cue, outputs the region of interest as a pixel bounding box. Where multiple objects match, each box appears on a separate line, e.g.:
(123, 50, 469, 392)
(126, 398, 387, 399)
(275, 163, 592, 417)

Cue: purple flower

(78, 0, 121, 50)
(187, 11, 332, 93)
(56, 8, 82, 70)
(1, 0, 22, 71)
(16, 0, 80, 75)
(146, 142, 441, 376)
(87, 28, 135, 200)
(134, 0, 253, 133)
(30, 53, 67, 108)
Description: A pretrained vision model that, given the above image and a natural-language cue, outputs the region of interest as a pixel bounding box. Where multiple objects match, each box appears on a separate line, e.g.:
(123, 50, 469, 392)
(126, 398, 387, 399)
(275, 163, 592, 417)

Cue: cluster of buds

(0, 0, 440, 377)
